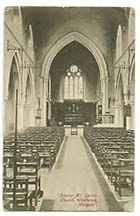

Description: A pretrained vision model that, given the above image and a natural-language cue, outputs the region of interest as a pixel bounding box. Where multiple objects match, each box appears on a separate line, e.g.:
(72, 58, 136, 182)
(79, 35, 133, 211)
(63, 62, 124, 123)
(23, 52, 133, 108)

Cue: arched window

(128, 8, 135, 43)
(64, 65, 83, 100)
(116, 25, 123, 60)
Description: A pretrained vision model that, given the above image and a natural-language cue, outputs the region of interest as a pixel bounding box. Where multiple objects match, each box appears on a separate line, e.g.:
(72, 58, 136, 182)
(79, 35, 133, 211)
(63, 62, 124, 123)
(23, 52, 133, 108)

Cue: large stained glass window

(64, 65, 83, 99)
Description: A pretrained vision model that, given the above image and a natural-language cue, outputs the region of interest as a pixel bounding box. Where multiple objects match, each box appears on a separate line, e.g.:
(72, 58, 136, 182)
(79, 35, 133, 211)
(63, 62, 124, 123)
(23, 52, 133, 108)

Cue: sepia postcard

(0, 2, 139, 216)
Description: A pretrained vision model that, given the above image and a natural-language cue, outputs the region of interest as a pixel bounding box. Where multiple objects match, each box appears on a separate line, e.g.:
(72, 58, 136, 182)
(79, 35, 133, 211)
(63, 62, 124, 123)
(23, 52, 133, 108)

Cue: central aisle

(40, 135, 111, 211)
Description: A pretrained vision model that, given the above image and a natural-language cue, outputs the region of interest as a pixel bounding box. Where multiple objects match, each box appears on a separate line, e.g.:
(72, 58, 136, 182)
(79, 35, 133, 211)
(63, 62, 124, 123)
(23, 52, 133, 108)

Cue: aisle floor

(39, 135, 118, 211)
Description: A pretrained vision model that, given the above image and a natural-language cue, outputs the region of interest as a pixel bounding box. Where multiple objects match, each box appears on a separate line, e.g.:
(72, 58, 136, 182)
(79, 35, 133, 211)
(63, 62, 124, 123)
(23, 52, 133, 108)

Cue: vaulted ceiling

(21, 7, 128, 48)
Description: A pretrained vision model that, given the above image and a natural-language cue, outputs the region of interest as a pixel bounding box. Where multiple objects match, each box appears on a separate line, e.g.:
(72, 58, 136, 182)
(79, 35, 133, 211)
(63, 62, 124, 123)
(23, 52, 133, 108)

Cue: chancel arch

(41, 31, 109, 126)
(47, 41, 101, 126)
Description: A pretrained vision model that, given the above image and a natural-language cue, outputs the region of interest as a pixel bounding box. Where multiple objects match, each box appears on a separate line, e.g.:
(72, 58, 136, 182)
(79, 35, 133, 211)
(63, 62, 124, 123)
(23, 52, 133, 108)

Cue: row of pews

(84, 127, 134, 197)
(3, 127, 65, 211)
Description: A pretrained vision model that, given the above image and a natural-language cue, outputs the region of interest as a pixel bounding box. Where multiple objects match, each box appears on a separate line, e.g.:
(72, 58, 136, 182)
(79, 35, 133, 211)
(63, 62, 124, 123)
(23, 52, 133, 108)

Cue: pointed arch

(114, 71, 125, 127)
(4, 52, 22, 132)
(41, 31, 109, 126)
(42, 31, 108, 80)
(7, 51, 22, 99)
(25, 74, 32, 103)
(23, 68, 35, 129)
(115, 70, 124, 102)
(24, 67, 35, 102)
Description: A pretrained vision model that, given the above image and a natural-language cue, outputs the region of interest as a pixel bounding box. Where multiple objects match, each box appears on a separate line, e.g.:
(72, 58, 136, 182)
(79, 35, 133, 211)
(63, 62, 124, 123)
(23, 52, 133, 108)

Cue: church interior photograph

(3, 7, 135, 211)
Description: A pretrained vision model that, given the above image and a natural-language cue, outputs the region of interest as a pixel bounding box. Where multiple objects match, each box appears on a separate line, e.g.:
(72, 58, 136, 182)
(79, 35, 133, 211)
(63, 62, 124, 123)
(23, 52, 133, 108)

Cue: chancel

(3, 7, 135, 212)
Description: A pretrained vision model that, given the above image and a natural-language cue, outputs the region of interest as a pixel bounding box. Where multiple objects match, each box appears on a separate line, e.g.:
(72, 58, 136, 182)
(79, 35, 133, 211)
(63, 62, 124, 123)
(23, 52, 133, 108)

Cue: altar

(52, 100, 96, 126)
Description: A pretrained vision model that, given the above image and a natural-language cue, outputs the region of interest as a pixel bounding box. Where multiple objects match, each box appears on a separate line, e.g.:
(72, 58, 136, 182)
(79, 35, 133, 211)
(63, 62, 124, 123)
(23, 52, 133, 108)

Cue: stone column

(41, 78, 47, 127)
(3, 98, 9, 134)
(131, 103, 135, 129)
(101, 76, 108, 116)
(3, 97, 25, 133)
(23, 101, 35, 129)
(101, 76, 108, 124)
(114, 103, 119, 126)
(126, 102, 135, 130)
(48, 77, 52, 120)
(17, 100, 24, 131)
(114, 102, 124, 127)
(48, 103, 51, 120)
(123, 92, 135, 130)
(101, 78, 105, 115)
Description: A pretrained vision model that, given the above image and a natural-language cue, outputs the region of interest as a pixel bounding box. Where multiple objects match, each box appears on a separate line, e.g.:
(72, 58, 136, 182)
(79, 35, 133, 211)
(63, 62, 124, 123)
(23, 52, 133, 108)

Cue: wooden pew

(84, 127, 134, 197)
(16, 162, 42, 206)
(114, 159, 134, 196)
(3, 177, 34, 211)
(3, 126, 65, 171)
(3, 152, 14, 168)
(38, 147, 52, 169)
